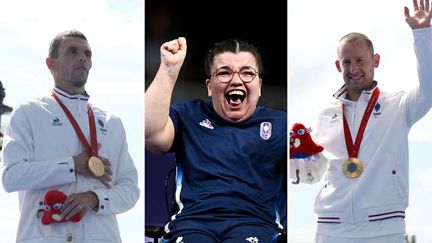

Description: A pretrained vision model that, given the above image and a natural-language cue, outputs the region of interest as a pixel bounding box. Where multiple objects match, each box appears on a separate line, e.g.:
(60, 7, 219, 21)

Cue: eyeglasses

(211, 66, 259, 83)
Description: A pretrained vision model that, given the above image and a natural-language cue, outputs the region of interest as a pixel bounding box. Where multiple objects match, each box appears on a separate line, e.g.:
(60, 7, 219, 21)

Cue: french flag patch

(260, 122, 272, 140)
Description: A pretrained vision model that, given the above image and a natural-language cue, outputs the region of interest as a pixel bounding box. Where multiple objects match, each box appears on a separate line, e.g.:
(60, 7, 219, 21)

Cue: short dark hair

(204, 39, 263, 76)
(337, 32, 374, 56)
(48, 30, 88, 58)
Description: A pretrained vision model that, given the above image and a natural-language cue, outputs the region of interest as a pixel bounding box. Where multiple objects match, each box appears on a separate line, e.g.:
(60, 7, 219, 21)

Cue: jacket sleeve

(1, 105, 76, 192)
(90, 119, 140, 215)
(403, 26, 432, 126)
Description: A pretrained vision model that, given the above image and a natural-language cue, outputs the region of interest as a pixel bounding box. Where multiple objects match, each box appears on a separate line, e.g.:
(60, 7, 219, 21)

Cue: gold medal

(341, 88, 379, 180)
(53, 93, 103, 179)
(87, 156, 105, 177)
(342, 158, 363, 179)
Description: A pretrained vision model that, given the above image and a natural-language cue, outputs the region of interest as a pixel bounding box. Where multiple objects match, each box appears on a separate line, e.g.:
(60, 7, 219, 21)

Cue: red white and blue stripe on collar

(332, 81, 378, 99)
(53, 86, 89, 101)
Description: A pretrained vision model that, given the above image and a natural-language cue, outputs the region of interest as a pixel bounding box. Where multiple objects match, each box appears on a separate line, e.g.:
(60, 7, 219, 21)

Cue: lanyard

(52, 92, 98, 157)
(342, 87, 380, 158)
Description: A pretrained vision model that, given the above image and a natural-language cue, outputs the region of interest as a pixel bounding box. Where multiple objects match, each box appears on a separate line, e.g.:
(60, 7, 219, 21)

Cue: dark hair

(48, 30, 88, 58)
(204, 39, 263, 76)
(337, 32, 374, 56)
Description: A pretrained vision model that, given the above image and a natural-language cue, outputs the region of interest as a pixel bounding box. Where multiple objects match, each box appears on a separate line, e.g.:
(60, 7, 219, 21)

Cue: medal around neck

(342, 157, 363, 179)
(87, 156, 105, 177)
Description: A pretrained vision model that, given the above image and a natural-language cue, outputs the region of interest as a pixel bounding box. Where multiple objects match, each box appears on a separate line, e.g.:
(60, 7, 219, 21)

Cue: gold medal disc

(342, 158, 363, 179)
(87, 156, 105, 177)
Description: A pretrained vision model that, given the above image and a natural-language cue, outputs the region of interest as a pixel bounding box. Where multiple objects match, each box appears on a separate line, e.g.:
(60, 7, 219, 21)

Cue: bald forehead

(337, 35, 374, 56)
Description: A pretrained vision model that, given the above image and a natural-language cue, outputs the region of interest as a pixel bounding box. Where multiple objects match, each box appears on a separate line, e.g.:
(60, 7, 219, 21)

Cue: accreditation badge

(87, 156, 105, 177)
(342, 158, 363, 179)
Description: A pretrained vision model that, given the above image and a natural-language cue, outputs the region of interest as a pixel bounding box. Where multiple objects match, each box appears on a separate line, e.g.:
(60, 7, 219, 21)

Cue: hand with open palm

(405, 0, 432, 29)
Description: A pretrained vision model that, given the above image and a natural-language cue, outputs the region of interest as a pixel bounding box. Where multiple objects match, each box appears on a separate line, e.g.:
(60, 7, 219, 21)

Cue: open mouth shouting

(225, 89, 246, 109)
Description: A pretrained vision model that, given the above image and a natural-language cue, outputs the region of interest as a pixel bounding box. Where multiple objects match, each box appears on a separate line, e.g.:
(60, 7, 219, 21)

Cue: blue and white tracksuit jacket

(290, 27, 432, 238)
(0, 87, 140, 243)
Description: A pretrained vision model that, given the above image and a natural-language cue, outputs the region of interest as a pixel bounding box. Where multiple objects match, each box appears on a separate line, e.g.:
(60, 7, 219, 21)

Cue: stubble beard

(71, 72, 88, 89)
(71, 79, 87, 88)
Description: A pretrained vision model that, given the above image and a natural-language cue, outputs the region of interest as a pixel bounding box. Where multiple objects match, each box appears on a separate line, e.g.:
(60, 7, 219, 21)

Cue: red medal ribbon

(342, 87, 380, 158)
(52, 92, 98, 157)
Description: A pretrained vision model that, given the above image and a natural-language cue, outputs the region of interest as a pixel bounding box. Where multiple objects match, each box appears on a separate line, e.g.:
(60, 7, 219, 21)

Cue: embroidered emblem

(175, 236, 184, 243)
(260, 122, 272, 140)
(373, 102, 381, 117)
(98, 118, 107, 134)
(52, 117, 62, 126)
(98, 119, 104, 127)
(245, 236, 259, 243)
(375, 102, 381, 111)
(199, 119, 214, 129)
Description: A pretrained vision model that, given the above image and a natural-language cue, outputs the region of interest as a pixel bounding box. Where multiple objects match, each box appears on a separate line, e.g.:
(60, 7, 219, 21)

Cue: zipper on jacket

(351, 186, 356, 222)
(351, 102, 357, 134)
(77, 98, 82, 117)
(66, 223, 73, 242)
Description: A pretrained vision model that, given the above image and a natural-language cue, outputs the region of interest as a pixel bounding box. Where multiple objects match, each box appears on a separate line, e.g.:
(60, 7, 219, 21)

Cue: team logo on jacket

(98, 118, 107, 134)
(373, 102, 381, 117)
(199, 119, 214, 129)
(52, 117, 62, 126)
(260, 122, 272, 140)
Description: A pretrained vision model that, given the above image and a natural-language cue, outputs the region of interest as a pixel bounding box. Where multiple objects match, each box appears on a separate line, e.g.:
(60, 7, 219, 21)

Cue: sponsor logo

(199, 119, 214, 129)
(52, 117, 62, 126)
(245, 236, 259, 243)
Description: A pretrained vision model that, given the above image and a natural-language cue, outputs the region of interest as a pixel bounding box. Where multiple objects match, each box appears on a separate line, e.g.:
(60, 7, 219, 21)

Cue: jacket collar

(333, 81, 378, 104)
(53, 86, 90, 102)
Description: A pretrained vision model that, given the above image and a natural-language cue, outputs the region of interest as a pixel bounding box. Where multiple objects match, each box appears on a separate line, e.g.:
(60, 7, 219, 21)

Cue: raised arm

(402, 0, 432, 125)
(145, 37, 187, 154)
(404, 0, 432, 29)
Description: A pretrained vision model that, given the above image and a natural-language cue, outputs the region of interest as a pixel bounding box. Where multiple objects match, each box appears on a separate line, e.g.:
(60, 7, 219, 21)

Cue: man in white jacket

(0, 30, 140, 243)
(290, 1, 432, 242)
